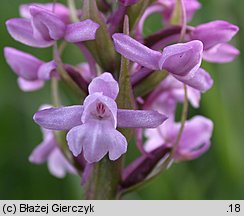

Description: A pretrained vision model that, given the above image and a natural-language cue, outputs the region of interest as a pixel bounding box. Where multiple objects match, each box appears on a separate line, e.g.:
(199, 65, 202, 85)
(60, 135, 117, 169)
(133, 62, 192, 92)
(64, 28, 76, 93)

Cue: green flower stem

(53, 43, 86, 99)
(84, 16, 134, 200)
(67, 0, 80, 22)
(84, 156, 122, 200)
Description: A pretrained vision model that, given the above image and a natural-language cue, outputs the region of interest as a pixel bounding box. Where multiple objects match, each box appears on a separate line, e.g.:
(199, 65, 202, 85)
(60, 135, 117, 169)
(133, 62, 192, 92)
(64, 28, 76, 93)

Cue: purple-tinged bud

(191, 20, 239, 50)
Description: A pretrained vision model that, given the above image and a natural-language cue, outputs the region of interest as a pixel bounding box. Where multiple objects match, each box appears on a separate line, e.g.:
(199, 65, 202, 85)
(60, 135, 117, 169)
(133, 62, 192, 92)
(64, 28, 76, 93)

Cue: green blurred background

(0, 0, 243, 199)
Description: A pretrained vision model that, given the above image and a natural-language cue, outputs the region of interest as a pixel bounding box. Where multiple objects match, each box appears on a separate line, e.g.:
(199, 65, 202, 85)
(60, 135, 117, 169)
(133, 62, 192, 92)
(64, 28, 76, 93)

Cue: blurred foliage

(0, 0, 243, 199)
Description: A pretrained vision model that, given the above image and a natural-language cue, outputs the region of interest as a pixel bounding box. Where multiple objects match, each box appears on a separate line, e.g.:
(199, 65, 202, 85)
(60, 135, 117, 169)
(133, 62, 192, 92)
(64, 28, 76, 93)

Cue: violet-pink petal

(33, 105, 83, 130)
(20, 3, 70, 24)
(175, 115, 213, 161)
(112, 33, 162, 70)
(38, 60, 57, 80)
(29, 136, 56, 164)
(67, 121, 127, 163)
(117, 109, 167, 128)
(6, 18, 54, 48)
(159, 40, 203, 77)
(191, 20, 239, 50)
(64, 19, 100, 43)
(30, 5, 66, 41)
(47, 148, 76, 178)
(203, 43, 240, 63)
(173, 68, 213, 92)
(4, 47, 42, 80)
(88, 72, 119, 100)
(17, 78, 44, 92)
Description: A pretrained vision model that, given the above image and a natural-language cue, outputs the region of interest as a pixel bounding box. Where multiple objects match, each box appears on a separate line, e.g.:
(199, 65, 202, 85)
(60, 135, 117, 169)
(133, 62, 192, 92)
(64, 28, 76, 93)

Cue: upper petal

(33, 105, 83, 130)
(117, 109, 167, 128)
(6, 18, 54, 48)
(112, 33, 162, 70)
(88, 72, 119, 99)
(64, 19, 100, 43)
(29, 5, 66, 41)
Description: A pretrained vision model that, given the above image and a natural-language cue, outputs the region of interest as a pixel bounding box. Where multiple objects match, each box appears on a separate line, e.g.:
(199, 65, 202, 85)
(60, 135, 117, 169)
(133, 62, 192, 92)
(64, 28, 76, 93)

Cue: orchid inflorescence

(4, 0, 239, 199)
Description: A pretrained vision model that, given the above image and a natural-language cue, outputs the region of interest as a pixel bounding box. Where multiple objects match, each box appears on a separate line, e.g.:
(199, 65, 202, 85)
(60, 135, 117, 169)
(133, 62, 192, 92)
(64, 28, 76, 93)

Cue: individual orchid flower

(19, 2, 71, 24)
(144, 116, 213, 161)
(33, 73, 167, 163)
(6, 5, 99, 48)
(113, 33, 213, 92)
(4, 47, 57, 91)
(190, 20, 240, 63)
(29, 106, 77, 178)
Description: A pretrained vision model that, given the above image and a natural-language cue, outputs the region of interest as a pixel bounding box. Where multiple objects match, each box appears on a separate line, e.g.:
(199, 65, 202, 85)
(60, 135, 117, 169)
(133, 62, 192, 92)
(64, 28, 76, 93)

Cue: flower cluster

(4, 0, 239, 198)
